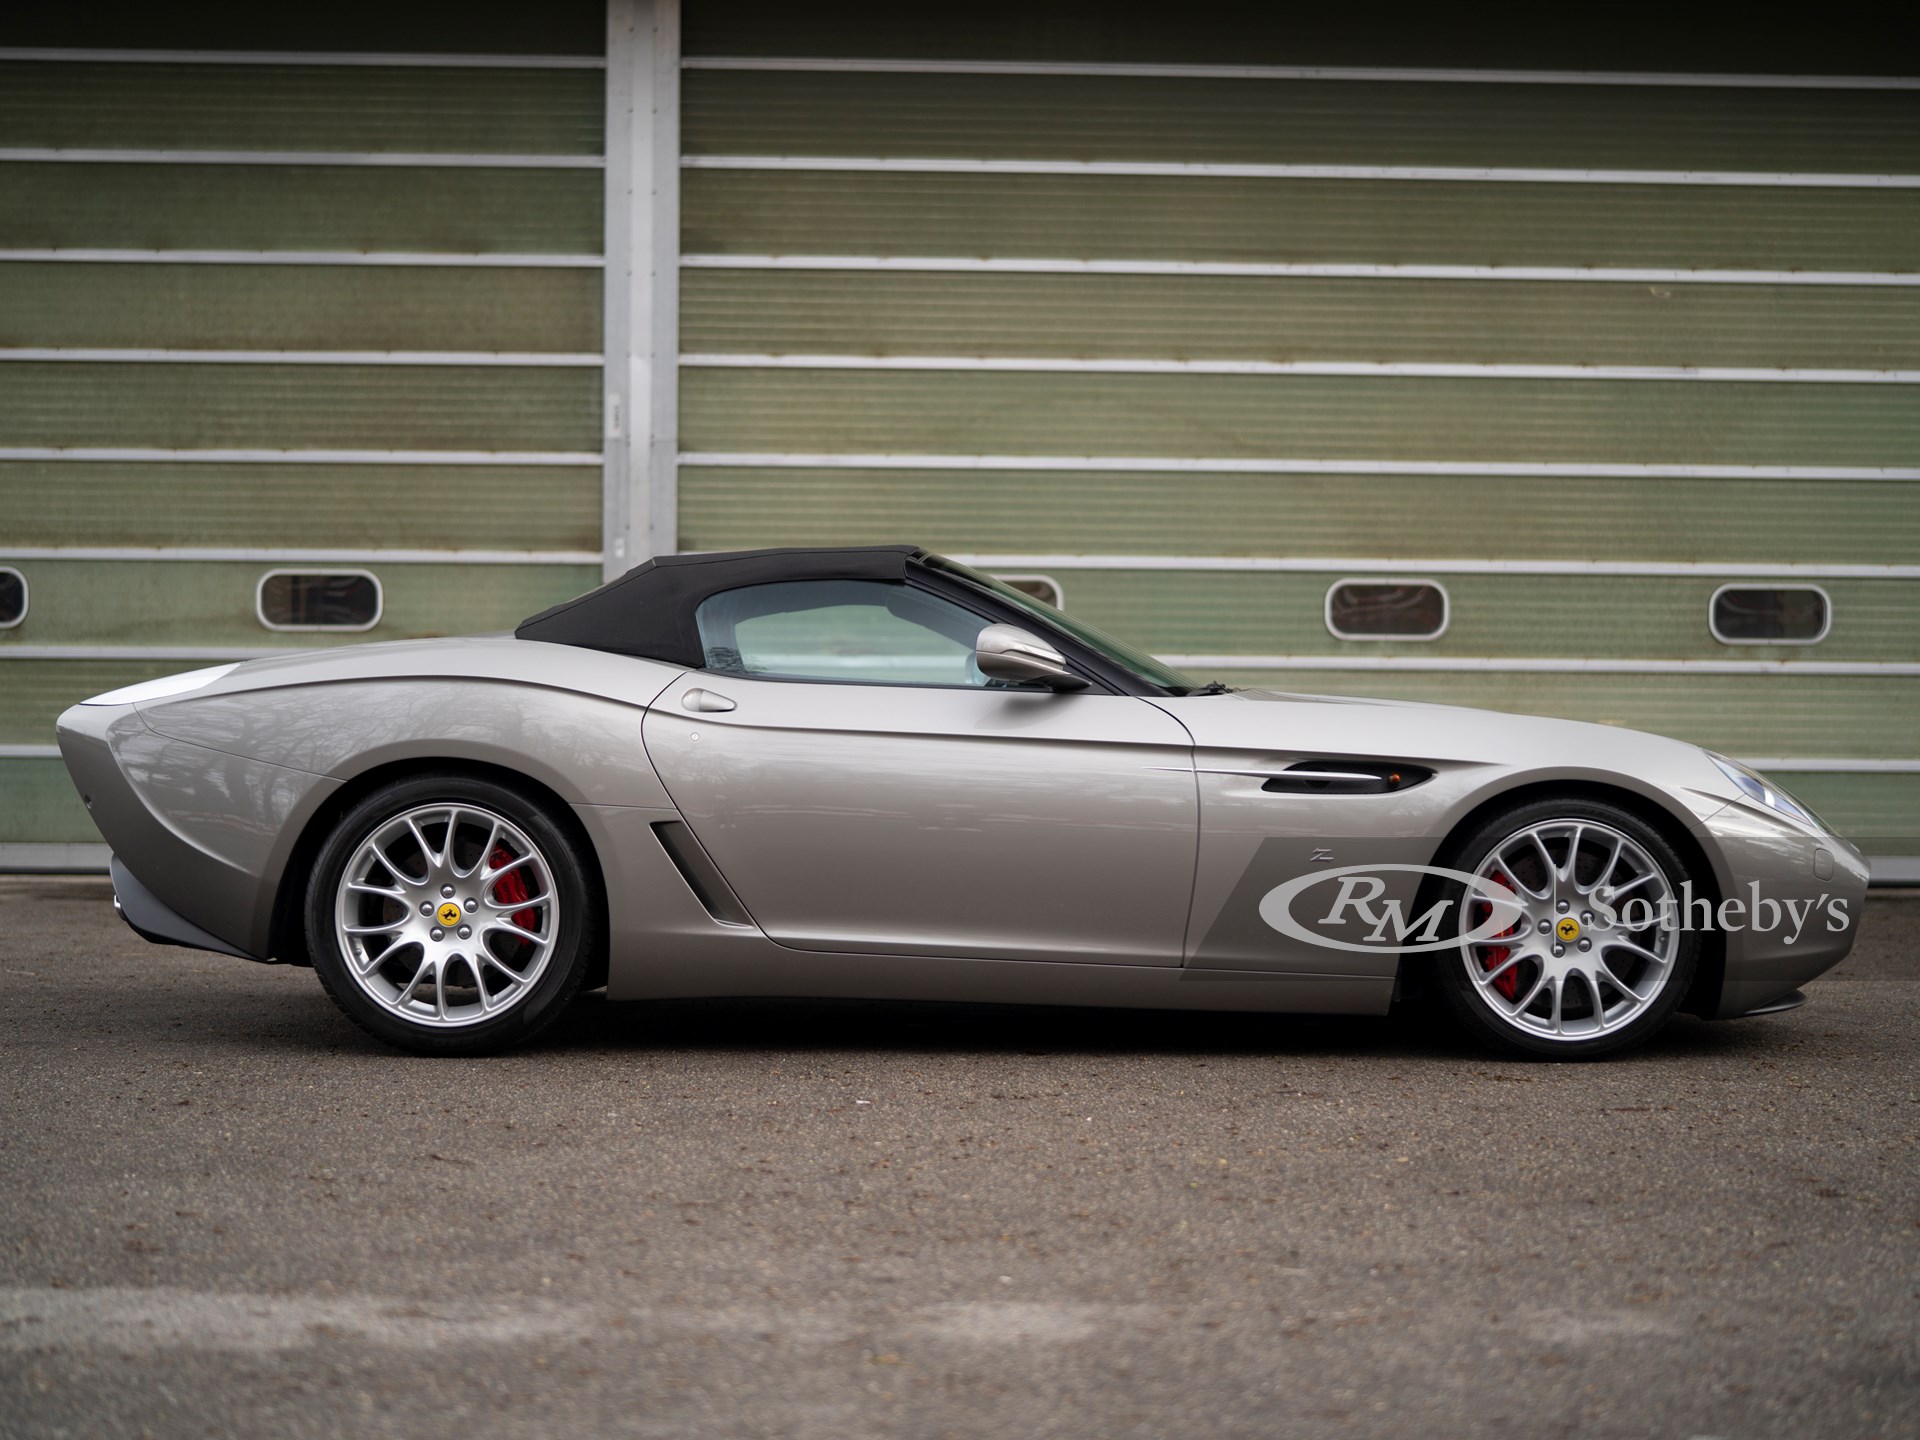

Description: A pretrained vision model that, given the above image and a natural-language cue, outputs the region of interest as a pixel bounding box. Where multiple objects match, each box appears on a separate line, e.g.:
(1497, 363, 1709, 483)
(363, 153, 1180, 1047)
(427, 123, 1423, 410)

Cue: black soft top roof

(514, 545, 929, 668)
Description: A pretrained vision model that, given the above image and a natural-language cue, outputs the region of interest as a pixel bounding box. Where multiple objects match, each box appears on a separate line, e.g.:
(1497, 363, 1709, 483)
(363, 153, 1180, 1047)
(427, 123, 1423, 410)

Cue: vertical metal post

(602, 0, 680, 582)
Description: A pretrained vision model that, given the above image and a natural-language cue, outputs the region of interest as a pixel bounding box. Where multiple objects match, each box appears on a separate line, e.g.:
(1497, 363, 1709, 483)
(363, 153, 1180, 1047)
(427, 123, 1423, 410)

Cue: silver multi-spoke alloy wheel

(333, 803, 560, 1030)
(1460, 818, 1680, 1044)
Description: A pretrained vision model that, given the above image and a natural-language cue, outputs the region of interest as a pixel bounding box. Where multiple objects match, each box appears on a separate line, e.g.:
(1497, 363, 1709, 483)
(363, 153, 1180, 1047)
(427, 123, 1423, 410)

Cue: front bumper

(1701, 801, 1871, 1019)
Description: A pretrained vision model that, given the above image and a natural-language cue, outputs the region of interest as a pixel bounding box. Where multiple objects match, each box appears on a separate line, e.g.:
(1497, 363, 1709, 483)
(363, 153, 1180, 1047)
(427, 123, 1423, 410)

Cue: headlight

(1708, 752, 1824, 833)
(81, 663, 242, 707)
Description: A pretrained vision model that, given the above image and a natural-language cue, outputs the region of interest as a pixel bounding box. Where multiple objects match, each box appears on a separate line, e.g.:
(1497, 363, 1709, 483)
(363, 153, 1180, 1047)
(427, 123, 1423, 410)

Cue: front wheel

(305, 773, 603, 1055)
(1433, 798, 1700, 1061)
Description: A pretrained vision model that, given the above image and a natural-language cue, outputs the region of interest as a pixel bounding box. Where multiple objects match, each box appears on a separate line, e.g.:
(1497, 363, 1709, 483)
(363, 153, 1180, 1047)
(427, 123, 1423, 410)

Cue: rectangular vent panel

(650, 819, 756, 927)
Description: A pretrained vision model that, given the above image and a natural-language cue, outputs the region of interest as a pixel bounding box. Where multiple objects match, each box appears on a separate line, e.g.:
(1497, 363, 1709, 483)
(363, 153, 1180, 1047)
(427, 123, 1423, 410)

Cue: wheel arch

(267, 756, 609, 976)
(1403, 776, 1727, 1019)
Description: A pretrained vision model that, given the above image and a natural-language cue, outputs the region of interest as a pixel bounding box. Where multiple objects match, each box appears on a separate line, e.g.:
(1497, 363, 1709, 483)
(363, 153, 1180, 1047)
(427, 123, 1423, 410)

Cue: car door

(640, 577, 1197, 965)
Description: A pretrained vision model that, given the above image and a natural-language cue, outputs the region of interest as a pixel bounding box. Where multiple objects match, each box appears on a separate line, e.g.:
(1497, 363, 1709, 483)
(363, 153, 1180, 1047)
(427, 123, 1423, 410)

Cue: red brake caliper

(1478, 870, 1523, 1000)
(488, 845, 538, 935)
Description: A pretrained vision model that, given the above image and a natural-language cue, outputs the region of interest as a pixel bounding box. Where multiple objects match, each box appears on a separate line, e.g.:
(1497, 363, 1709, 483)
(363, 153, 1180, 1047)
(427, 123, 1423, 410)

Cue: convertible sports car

(57, 545, 1866, 1059)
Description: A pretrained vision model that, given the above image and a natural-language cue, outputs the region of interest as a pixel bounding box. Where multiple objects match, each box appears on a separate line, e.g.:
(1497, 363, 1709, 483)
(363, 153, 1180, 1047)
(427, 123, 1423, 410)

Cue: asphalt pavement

(1, 877, 1915, 1439)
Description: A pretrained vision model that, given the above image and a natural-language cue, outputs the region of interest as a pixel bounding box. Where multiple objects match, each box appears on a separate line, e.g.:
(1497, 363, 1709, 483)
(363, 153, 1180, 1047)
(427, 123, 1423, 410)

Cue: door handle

(681, 687, 736, 713)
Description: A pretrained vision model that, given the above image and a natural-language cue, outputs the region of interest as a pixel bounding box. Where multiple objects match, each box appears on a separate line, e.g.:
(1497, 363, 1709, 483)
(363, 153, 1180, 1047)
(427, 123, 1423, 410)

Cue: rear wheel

(1433, 797, 1700, 1060)
(305, 773, 602, 1055)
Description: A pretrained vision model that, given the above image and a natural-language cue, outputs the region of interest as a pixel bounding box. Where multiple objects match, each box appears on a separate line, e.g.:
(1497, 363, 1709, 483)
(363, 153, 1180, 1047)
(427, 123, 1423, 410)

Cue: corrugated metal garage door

(0, 4, 607, 861)
(677, 2, 1920, 866)
(4, 1, 1916, 873)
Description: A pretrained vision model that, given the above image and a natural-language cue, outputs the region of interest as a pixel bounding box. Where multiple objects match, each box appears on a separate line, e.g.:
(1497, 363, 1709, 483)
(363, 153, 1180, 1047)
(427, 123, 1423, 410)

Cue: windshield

(924, 556, 1206, 694)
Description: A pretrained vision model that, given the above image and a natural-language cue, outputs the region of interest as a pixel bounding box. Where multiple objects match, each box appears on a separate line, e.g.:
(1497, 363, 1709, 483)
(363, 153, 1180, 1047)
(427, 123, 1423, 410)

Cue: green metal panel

(0, 163, 602, 253)
(1197, 671, 1919, 760)
(0, 28, 611, 855)
(686, 71, 1920, 174)
(0, 759, 98, 844)
(682, 271, 1920, 370)
(0, 264, 600, 353)
(0, 462, 599, 551)
(0, 0, 605, 55)
(0, 560, 596, 646)
(681, 368, 1920, 467)
(678, 469, 1920, 566)
(682, 0, 1913, 76)
(0, 660, 188, 744)
(0, 62, 603, 154)
(672, 15, 1920, 886)
(1755, 773, 1920, 851)
(683, 171, 1920, 272)
(0, 362, 599, 450)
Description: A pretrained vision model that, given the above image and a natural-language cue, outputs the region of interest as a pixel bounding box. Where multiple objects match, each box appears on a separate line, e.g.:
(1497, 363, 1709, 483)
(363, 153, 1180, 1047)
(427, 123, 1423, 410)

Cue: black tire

(304, 772, 603, 1056)
(1431, 796, 1700, 1061)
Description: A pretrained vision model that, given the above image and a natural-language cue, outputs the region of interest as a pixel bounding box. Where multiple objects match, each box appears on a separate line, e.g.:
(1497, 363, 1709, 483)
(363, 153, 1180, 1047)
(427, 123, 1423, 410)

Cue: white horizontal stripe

(1, 547, 599, 565)
(0, 645, 286, 661)
(683, 153, 1920, 190)
(0, 248, 604, 267)
(682, 55, 1920, 93)
(0, 447, 602, 466)
(0, 744, 61, 758)
(950, 553, 1920, 579)
(0, 147, 602, 169)
(680, 352, 1920, 384)
(677, 451, 1920, 482)
(0, 348, 602, 367)
(681, 253, 1920, 288)
(0, 47, 604, 69)
(1738, 758, 1920, 773)
(1161, 655, 1920, 676)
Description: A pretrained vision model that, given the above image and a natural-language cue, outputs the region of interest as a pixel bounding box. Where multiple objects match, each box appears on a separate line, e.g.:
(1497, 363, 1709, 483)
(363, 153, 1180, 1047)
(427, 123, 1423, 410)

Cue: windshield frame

(920, 555, 1205, 695)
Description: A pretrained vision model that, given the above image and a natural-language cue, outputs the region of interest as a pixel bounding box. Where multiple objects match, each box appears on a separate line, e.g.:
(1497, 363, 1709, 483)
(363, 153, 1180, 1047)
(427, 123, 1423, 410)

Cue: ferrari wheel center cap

(1555, 916, 1582, 943)
(436, 901, 463, 928)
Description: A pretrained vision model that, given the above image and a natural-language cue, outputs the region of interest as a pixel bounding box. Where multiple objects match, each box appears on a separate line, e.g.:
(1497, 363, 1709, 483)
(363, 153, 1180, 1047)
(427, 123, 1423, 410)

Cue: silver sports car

(56, 546, 1866, 1060)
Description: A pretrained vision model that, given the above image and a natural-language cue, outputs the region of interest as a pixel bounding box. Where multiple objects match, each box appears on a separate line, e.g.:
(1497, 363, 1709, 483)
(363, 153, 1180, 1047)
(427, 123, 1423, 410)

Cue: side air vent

(1261, 762, 1433, 796)
(650, 821, 756, 927)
